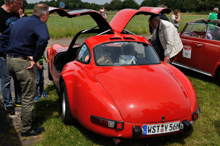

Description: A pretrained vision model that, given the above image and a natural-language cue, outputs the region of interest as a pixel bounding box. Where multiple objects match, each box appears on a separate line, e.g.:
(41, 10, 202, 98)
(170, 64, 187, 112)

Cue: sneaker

(42, 91, 48, 98)
(21, 127, 45, 137)
(35, 96, 40, 102)
(15, 102, 21, 107)
(6, 106, 15, 115)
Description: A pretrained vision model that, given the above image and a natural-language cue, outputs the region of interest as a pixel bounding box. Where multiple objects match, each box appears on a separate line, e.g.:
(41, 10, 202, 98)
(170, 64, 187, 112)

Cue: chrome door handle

(196, 44, 202, 47)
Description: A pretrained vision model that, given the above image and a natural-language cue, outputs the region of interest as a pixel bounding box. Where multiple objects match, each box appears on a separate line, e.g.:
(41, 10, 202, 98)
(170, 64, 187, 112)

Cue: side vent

(110, 37, 122, 40)
(123, 37, 135, 40)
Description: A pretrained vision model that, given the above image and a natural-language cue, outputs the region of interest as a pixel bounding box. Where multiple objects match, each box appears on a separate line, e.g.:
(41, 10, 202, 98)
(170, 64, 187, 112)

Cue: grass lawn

(46, 11, 209, 39)
(21, 10, 219, 145)
(31, 67, 220, 146)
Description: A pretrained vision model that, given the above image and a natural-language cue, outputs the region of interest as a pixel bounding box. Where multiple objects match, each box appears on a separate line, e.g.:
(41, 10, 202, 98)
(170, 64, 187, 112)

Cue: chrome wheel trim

(62, 92, 66, 116)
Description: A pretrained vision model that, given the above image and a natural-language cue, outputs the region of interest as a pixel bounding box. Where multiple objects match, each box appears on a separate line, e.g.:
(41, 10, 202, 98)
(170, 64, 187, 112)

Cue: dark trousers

(7, 57, 36, 133)
(35, 64, 44, 96)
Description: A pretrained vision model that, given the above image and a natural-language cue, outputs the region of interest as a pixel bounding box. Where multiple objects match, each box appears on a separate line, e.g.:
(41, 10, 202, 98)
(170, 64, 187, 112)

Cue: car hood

(94, 65, 191, 123)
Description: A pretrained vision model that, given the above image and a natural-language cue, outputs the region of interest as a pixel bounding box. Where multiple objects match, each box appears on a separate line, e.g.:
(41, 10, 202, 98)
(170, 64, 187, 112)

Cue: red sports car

(173, 19, 220, 84)
(47, 7, 199, 142)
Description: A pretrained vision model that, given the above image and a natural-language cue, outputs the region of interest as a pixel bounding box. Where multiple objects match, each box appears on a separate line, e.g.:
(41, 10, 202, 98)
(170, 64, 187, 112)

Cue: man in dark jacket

(0, 0, 23, 115)
(0, 3, 50, 137)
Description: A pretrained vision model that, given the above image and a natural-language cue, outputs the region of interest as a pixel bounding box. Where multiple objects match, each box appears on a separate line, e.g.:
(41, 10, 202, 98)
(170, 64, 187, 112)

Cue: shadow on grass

(56, 114, 194, 146)
(77, 124, 193, 146)
(0, 100, 22, 146)
(33, 85, 61, 126)
(33, 84, 196, 146)
(61, 118, 194, 146)
(214, 121, 220, 137)
(175, 66, 219, 86)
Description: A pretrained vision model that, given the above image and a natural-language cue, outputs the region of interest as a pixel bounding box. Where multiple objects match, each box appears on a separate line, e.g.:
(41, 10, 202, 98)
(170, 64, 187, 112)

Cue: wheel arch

(213, 64, 220, 85)
(59, 74, 76, 118)
(212, 59, 220, 77)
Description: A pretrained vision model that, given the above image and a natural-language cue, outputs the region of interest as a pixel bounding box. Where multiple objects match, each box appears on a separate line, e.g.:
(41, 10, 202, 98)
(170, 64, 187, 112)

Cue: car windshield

(94, 42, 160, 66)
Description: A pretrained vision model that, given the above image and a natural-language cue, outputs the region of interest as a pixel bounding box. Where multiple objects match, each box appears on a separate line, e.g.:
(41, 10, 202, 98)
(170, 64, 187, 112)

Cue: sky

(26, 0, 144, 5)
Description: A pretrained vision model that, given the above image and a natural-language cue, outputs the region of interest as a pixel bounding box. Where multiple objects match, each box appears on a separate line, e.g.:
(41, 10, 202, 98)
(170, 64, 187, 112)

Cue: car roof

(110, 7, 171, 33)
(49, 7, 111, 32)
(85, 31, 150, 49)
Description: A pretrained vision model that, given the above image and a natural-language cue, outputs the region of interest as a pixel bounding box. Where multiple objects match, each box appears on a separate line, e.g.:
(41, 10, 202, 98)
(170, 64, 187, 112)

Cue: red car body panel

(110, 7, 171, 33)
(47, 7, 199, 138)
(94, 65, 191, 123)
(174, 21, 220, 77)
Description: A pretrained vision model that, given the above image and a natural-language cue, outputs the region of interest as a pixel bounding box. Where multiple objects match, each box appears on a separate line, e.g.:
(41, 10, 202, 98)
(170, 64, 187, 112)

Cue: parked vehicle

(173, 19, 220, 84)
(47, 7, 199, 142)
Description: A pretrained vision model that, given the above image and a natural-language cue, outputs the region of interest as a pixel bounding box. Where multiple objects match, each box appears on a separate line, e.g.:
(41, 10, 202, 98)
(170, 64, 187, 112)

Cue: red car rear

(47, 7, 199, 141)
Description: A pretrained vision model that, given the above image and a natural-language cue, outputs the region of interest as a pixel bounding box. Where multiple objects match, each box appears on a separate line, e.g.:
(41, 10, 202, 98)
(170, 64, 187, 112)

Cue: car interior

(53, 46, 81, 74)
(53, 26, 113, 74)
(182, 22, 220, 41)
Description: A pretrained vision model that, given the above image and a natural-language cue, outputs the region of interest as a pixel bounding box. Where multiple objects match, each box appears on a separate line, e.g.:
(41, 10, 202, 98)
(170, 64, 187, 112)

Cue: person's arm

(0, 16, 4, 35)
(36, 61, 43, 70)
(104, 13, 107, 19)
(26, 56, 36, 69)
(0, 27, 11, 56)
(44, 55, 49, 63)
(175, 13, 180, 23)
(163, 25, 175, 63)
(28, 24, 49, 69)
(33, 23, 50, 63)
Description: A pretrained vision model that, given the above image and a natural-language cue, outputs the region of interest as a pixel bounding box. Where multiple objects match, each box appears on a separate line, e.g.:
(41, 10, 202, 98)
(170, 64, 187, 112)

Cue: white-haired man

(0, 3, 50, 137)
(148, 15, 183, 63)
(209, 7, 218, 21)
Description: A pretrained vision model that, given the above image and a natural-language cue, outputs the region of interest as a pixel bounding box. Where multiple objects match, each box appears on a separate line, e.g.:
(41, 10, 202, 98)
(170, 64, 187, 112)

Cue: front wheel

(48, 63, 52, 81)
(218, 69, 220, 86)
(61, 82, 74, 125)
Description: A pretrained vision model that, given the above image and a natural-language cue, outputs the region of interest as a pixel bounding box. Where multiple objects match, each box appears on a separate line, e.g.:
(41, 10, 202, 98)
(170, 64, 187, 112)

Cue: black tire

(218, 69, 220, 86)
(48, 63, 52, 80)
(61, 82, 74, 125)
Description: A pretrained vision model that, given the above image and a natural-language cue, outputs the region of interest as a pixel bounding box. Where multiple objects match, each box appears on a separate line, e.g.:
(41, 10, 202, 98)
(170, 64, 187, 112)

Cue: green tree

(173, 0, 184, 11)
(122, 0, 139, 9)
(141, 0, 159, 7)
(67, 2, 74, 9)
(159, 0, 176, 9)
(104, 3, 110, 11)
(110, 0, 123, 10)
(182, 0, 198, 12)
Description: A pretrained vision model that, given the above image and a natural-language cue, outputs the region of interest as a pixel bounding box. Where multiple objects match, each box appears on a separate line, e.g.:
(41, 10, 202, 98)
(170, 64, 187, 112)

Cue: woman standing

(172, 9, 180, 31)
(18, 7, 28, 18)
(99, 6, 107, 20)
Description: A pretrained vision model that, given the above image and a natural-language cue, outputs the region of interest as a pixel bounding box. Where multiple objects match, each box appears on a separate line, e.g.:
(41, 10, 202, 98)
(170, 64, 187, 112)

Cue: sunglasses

(13, 1, 23, 6)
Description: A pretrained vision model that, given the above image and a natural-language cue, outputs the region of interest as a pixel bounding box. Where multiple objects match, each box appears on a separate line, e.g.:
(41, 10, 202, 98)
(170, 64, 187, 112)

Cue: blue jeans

(0, 56, 13, 107)
(35, 64, 44, 96)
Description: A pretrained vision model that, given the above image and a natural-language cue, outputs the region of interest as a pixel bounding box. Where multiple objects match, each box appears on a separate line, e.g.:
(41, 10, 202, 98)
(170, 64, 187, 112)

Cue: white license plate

(142, 121, 181, 135)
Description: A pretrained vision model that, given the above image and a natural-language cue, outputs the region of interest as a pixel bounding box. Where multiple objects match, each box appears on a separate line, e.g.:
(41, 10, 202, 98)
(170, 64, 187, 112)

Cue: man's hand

(164, 56, 170, 64)
(27, 56, 35, 69)
(45, 58, 49, 63)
